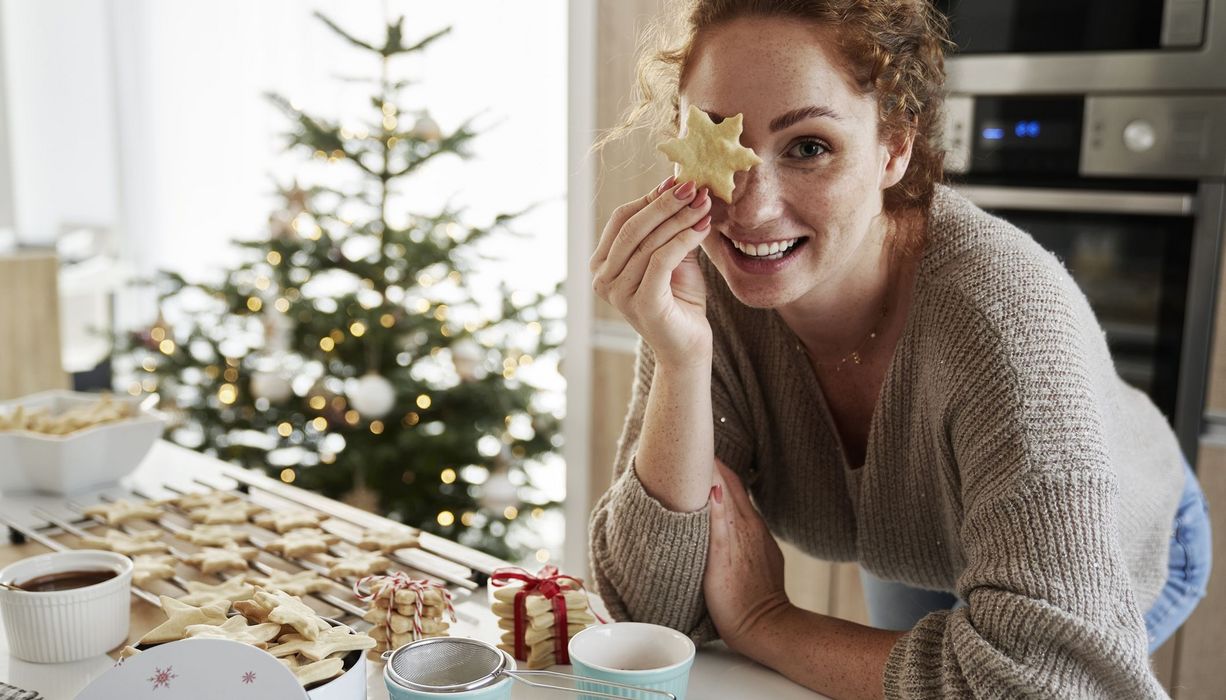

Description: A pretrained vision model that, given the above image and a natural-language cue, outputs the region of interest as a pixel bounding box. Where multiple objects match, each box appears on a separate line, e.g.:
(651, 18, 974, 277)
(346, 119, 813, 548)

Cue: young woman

(587, 1, 1211, 698)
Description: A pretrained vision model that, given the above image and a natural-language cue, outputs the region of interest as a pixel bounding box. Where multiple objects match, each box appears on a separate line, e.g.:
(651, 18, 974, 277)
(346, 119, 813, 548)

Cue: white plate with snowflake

(76, 637, 308, 699)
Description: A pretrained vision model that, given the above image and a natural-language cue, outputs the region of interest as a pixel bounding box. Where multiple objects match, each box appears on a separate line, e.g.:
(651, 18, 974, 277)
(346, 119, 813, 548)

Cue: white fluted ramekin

(0, 550, 133, 662)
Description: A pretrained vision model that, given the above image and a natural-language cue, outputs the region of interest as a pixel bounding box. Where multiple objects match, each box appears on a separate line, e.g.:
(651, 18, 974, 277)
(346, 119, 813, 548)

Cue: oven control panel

(944, 95, 1226, 180)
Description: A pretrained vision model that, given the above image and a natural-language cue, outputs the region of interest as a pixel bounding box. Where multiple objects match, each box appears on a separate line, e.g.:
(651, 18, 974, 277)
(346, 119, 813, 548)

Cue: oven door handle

(953, 185, 1196, 216)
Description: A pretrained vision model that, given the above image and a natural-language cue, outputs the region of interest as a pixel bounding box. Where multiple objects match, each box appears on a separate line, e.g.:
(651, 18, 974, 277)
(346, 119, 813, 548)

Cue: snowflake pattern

(242, 670, 257, 684)
(148, 665, 178, 689)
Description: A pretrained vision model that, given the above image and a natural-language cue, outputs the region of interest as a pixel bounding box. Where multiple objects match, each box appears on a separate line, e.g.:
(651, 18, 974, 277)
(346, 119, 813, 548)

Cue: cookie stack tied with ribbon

(490, 565, 604, 670)
(355, 571, 456, 655)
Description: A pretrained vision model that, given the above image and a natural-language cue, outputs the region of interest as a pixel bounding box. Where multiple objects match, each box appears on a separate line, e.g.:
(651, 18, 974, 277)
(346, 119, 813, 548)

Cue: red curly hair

(601, 0, 953, 253)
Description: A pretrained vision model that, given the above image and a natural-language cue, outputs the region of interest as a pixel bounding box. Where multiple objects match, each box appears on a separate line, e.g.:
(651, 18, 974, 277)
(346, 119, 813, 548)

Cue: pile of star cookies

(359, 573, 455, 655)
(0, 395, 136, 435)
(123, 588, 375, 689)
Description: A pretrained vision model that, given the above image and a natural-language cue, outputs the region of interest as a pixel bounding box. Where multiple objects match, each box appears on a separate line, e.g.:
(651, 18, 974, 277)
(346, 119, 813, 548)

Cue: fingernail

(688, 187, 709, 209)
(712, 484, 723, 504)
(694, 214, 712, 231)
(656, 175, 676, 194)
(674, 181, 695, 199)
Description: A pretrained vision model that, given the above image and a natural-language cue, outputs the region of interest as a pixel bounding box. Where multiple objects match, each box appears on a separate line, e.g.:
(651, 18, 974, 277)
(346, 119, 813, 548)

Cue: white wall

(0, 0, 120, 247)
(0, 2, 13, 236)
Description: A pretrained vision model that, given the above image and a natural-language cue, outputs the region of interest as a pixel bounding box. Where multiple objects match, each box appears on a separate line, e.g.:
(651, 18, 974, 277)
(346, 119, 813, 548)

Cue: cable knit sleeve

(588, 337, 751, 644)
(882, 263, 1167, 698)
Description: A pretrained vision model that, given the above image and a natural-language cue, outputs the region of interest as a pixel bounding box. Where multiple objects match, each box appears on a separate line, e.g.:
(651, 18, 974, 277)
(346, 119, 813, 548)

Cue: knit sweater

(588, 185, 1184, 698)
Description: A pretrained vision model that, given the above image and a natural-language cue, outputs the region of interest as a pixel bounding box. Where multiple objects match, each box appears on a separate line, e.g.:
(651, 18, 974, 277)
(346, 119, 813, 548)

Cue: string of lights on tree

(113, 12, 565, 562)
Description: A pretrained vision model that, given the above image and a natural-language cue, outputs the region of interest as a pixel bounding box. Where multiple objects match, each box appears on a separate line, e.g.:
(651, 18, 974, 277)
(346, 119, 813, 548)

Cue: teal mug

(568, 623, 696, 700)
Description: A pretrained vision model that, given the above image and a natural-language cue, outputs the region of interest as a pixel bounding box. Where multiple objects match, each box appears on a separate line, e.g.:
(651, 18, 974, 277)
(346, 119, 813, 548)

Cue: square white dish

(0, 390, 165, 494)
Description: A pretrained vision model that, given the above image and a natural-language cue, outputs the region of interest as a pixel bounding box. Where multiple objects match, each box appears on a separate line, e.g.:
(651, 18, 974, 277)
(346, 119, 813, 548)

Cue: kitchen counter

(0, 440, 826, 699)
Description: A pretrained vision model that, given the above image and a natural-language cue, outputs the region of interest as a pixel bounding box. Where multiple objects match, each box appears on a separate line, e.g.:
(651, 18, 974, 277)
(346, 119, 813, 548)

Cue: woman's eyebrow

(768, 105, 842, 132)
(700, 105, 843, 132)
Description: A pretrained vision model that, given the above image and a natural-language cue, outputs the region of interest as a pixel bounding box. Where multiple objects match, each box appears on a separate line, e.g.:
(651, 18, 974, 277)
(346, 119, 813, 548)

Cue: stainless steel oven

(936, 0, 1226, 93)
(943, 95, 1226, 462)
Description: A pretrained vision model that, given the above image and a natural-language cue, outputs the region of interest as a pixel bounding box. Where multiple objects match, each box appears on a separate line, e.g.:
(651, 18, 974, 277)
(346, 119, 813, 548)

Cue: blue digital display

(1014, 120, 1041, 137)
(982, 127, 1004, 140)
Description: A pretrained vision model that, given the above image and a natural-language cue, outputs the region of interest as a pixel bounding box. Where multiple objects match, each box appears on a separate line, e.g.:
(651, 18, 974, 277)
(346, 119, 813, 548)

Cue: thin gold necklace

(809, 259, 895, 373)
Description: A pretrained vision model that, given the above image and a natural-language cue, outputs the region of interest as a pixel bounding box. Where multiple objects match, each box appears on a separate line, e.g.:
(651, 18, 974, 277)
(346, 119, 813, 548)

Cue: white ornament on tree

(410, 113, 442, 142)
(481, 470, 518, 511)
(250, 356, 294, 403)
(450, 338, 484, 381)
(346, 372, 397, 418)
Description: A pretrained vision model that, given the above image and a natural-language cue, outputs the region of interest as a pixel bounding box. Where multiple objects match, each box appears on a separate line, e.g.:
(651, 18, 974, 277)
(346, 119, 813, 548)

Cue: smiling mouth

(723, 234, 809, 261)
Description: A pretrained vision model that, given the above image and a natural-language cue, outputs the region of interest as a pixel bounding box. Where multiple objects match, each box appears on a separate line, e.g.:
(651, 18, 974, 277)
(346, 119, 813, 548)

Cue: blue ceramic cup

(568, 622, 696, 700)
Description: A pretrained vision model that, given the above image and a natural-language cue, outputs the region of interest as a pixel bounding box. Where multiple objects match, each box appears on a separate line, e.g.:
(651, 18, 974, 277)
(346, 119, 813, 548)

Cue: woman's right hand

(589, 177, 714, 368)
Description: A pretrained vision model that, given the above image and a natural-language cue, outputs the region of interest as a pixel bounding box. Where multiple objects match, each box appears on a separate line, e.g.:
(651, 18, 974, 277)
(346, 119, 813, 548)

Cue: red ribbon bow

(490, 565, 605, 665)
(354, 571, 455, 643)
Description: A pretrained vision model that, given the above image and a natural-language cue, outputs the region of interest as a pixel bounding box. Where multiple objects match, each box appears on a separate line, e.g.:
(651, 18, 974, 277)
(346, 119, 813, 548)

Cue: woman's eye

(786, 139, 828, 160)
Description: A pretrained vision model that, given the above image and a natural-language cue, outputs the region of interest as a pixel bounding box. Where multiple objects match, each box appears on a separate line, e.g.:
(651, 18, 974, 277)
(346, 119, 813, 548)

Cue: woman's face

(683, 17, 910, 309)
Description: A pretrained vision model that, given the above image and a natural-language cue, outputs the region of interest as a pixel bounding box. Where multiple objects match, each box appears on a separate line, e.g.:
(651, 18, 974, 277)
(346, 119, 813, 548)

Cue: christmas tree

(114, 12, 565, 561)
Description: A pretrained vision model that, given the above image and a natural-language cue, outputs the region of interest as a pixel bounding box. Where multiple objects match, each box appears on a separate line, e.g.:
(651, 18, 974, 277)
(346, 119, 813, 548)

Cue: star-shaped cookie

(165, 490, 239, 511)
(139, 596, 229, 644)
(657, 104, 762, 203)
(286, 657, 344, 687)
(267, 626, 376, 661)
(254, 589, 330, 640)
(184, 545, 259, 574)
(254, 508, 326, 533)
(175, 524, 250, 547)
(81, 528, 169, 556)
(132, 553, 178, 587)
(176, 578, 257, 607)
(244, 569, 334, 597)
(187, 501, 263, 525)
(316, 550, 391, 579)
(264, 528, 339, 558)
(185, 613, 282, 647)
(356, 526, 419, 553)
(82, 499, 163, 525)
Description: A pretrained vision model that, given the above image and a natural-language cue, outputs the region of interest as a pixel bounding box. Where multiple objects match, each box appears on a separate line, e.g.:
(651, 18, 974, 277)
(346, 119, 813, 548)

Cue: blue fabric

(1142, 458, 1212, 652)
(861, 459, 1212, 654)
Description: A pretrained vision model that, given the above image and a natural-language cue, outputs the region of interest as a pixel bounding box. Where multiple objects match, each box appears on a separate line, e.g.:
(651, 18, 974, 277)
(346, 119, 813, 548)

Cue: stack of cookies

(357, 573, 455, 655)
(490, 566, 599, 670)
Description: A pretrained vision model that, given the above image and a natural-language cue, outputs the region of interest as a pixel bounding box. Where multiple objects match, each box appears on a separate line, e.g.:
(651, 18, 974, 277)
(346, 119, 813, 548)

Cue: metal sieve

(383, 637, 677, 699)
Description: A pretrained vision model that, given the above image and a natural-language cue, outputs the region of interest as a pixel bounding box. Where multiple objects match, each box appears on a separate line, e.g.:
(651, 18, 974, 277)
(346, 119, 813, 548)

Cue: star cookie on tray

(183, 545, 259, 575)
(244, 568, 334, 597)
(81, 499, 163, 525)
(265, 528, 340, 558)
(253, 508, 327, 534)
(80, 528, 169, 556)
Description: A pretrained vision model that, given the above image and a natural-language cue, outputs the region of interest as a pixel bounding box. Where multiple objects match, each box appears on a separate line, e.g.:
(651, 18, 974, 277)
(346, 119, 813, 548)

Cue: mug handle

(506, 669, 677, 700)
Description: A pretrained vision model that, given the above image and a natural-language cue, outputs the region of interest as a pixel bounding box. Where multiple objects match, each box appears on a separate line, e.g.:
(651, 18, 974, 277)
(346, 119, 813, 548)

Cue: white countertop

(0, 440, 826, 699)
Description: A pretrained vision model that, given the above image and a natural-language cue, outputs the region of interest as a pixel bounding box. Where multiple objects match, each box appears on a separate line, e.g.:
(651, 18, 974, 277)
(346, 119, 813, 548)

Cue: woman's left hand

(704, 460, 792, 652)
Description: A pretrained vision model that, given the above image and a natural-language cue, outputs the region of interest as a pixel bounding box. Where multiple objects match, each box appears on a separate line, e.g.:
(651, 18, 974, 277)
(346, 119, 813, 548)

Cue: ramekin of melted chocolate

(16, 568, 117, 592)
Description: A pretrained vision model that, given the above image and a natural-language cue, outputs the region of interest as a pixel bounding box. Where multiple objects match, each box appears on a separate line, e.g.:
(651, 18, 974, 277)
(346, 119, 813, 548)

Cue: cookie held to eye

(657, 104, 762, 203)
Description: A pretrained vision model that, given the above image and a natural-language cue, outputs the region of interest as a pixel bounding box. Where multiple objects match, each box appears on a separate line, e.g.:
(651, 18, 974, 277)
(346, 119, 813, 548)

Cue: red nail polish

(694, 214, 712, 231)
(688, 187, 708, 209)
(674, 181, 695, 199)
(656, 175, 676, 194)
(712, 484, 723, 504)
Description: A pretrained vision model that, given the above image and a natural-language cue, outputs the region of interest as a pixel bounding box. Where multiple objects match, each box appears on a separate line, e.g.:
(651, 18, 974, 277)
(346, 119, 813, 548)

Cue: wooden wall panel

(588, 348, 638, 511)
(1168, 438, 1226, 698)
(0, 251, 67, 399)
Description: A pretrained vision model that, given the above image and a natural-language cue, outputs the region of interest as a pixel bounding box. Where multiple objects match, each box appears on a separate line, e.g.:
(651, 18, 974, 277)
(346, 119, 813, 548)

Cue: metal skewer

(214, 465, 507, 580)
(66, 497, 368, 620)
(178, 479, 477, 590)
(0, 512, 161, 606)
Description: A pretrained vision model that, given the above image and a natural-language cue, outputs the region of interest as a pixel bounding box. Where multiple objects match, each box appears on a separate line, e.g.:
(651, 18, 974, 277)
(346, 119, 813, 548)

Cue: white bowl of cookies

(0, 390, 165, 494)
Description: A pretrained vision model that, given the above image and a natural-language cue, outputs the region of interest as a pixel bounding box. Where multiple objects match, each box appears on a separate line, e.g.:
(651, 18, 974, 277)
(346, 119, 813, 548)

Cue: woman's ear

(879, 120, 917, 191)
